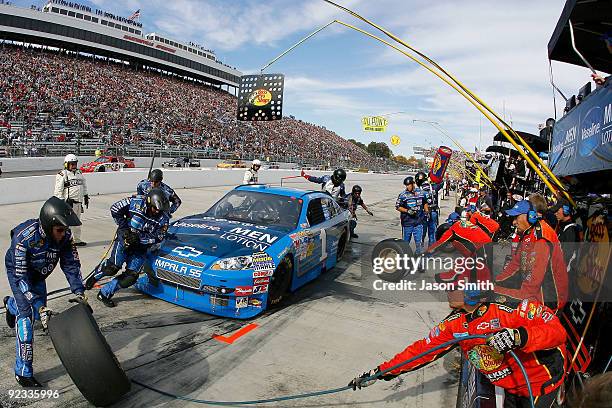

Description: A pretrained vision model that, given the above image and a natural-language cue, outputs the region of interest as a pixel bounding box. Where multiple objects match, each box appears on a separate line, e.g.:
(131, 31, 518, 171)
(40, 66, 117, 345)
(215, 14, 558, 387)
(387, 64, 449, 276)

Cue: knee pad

(117, 269, 139, 288)
(102, 262, 120, 277)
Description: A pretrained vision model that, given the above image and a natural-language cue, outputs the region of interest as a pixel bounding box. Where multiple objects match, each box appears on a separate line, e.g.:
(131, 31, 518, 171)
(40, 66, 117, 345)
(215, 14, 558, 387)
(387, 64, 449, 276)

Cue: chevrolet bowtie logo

(172, 246, 203, 258)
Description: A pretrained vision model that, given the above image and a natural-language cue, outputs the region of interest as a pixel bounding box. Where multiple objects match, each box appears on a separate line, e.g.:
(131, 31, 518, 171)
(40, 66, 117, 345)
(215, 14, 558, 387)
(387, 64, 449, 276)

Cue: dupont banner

(361, 116, 388, 132)
(429, 145, 453, 183)
(549, 82, 612, 176)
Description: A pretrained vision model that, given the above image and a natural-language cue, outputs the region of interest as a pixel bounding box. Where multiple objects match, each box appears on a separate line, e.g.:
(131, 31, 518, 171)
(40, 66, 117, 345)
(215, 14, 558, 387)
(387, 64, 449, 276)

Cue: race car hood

(161, 215, 288, 260)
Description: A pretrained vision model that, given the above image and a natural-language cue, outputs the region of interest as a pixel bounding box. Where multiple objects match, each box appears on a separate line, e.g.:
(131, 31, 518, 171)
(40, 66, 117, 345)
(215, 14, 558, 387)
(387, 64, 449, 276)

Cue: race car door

(295, 197, 331, 279)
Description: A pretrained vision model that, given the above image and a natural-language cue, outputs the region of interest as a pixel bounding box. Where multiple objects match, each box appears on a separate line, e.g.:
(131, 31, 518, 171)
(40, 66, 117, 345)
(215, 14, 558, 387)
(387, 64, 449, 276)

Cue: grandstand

(0, 1, 383, 168)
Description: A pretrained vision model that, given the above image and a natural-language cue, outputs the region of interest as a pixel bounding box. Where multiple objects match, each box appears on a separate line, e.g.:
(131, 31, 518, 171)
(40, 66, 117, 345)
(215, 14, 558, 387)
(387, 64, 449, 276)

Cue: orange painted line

(213, 323, 259, 344)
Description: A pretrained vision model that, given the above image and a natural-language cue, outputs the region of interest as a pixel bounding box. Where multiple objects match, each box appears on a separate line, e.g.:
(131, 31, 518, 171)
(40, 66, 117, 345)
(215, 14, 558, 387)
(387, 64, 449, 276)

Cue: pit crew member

(396, 176, 428, 255)
(243, 159, 261, 184)
(349, 290, 567, 408)
(302, 168, 347, 203)
(495, 200, 568, 311)
(54, 154, 89, 246)
(416, 173, 443, 247)
(86, 189, 170, 307)
(136, 169, 182, 215)
(346, 185, 373, 239)
(3, 197, 88, 387)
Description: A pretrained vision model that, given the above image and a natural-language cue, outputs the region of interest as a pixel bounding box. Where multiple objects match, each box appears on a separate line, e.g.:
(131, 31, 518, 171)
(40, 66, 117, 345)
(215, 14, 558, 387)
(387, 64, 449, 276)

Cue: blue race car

(135, 185, 350, 318)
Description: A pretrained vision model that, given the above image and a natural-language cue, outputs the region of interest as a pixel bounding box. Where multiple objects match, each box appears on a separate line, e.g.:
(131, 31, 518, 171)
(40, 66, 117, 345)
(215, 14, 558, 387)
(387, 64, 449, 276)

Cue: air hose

(131, 334, 535, 408)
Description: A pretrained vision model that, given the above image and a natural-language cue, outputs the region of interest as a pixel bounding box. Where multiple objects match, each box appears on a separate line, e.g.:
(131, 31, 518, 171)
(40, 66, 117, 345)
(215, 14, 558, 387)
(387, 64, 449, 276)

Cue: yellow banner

(361, 116, 388, 132)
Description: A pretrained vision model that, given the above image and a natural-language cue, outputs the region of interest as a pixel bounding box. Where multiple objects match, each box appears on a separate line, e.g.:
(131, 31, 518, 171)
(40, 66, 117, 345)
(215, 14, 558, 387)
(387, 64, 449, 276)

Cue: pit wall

(0, 168, 404, 205)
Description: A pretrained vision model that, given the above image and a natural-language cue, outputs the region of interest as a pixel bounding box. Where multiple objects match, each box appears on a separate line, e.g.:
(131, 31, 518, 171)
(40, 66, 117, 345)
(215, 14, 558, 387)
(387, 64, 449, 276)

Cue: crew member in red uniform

(426, 213, 492, 257)
(465, 204, 500, 239)
(495, 200, 568, 311)
(349, 290, 567, 408)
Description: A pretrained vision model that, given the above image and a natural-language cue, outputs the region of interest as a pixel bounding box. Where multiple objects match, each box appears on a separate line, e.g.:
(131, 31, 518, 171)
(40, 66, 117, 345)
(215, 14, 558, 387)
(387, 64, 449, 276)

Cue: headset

(562, 204, 573, 217)
(527, 201, 539, 225)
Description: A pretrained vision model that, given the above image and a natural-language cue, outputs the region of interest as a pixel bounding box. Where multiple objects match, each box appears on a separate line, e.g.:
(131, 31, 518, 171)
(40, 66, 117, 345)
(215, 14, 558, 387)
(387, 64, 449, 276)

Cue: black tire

(97, 166, 106, 172)
(267, 257, 292, 307)
(48, 304, 130, 406)
(371, 238, 414, 282)
(337, 232, 348, 261)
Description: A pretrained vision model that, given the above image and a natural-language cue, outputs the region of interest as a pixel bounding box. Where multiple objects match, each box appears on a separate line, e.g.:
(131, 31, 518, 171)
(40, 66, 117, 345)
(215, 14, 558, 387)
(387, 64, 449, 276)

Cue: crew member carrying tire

(136, 169, 182, 215)
(85, 189, 170, 307)
(244, 159, 261, 184)
(396, 176, 428, 255)
(3, 197, 89, 387)
(54, 154, 89, 246)
(302, 168, 347, 203)
(349, 289, 567, 408)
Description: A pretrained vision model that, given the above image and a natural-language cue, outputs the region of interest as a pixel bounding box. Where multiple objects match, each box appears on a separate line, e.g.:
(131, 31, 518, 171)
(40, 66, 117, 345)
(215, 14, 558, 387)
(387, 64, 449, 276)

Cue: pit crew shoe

(75, 241, 87, 247)
(84, 275, 97, 290)
(15, 375, 43, 388)
(97, 292, 116, 308)
(4, 296, 15, 329)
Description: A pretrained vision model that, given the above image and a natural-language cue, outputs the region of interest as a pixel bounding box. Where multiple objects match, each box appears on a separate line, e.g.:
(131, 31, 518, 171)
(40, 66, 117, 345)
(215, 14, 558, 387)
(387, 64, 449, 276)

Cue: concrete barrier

(0, 168, 406, 205)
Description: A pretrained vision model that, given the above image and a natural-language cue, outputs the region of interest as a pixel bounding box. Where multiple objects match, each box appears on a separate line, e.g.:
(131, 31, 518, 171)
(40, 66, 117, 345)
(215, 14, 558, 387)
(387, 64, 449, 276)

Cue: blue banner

(550, 82, 612, 176)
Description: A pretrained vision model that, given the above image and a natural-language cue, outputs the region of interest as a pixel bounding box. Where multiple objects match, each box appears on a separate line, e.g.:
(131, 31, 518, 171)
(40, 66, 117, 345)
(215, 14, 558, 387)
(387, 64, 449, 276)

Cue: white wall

(0, 168, 406, 205)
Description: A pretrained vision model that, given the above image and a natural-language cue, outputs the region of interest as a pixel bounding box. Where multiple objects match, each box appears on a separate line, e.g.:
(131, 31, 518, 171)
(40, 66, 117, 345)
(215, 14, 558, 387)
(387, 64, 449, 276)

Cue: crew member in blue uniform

(396, 176, 429, 255)
(136, 168, 182, 214)
(85, 189, 170, 307)
(415, 172, 443, 248)
(302, 168, 347, 203)
(3, 197, 88, 387)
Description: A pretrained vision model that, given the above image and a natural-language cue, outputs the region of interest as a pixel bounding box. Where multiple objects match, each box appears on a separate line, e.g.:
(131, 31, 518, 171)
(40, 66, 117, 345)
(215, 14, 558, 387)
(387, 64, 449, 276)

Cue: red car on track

(80, 156, 135, 173)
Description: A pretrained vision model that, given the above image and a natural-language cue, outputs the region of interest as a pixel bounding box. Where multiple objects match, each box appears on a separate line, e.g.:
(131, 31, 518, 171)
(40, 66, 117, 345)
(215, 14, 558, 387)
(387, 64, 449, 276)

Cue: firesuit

(374, 300, 566, 403)
(54, 166, 88, 243)
(420, 181, 443, 246)
(305, 175, 346, 202)
(426, 218, 492, 257)
(4, 220, 84, 378)
(136, 179, 182, 214)
(396, 187, 428, 255)
(88, 195, 169, 302)
(495, 221, 568, 311)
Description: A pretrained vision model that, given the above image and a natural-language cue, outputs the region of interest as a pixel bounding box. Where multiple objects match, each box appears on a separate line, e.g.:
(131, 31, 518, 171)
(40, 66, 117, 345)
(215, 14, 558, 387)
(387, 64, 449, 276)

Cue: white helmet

(64, 154, 78, 163)
(252, 159, 262, 167)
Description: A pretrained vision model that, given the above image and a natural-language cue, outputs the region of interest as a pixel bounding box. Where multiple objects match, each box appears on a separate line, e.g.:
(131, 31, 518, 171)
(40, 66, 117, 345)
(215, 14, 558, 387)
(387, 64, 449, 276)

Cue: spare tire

(371, 238, 414, 282)
(48, 304, 130, 406)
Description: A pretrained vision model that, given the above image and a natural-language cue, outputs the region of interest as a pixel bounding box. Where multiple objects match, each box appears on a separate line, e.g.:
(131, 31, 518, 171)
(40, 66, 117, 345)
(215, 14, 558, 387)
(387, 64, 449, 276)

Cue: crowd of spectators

(0, 45, 374, 166)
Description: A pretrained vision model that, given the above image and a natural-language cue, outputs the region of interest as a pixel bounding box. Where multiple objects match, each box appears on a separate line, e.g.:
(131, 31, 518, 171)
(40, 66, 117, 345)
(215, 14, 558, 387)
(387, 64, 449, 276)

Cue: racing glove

(486, 328, 527, 354)
(301, 169, 311, 180)
(69, 294, 93, 314)
(84, 195, 89, 209)
(38, 306, 53, 331)
(124, 229, 140, 247)
(349, 368, 379, 390)
(406, 208, 417, 217)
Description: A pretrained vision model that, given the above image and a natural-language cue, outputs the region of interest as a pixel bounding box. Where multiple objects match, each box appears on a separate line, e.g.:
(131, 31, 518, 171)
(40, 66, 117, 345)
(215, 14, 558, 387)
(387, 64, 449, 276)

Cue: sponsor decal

(252, 252, 276, 272)
(253, 284, 268, 294)
(174, 222, 221, 232)
(485, 367, 512, 382)
(438, 322, 446, 332)
(494, 295, 507, 304)
(219, 228, 279, 251)
(249, 89, 272, 106)
(541, 311, 554, 323)
(445, 313, 462, 322)
(453, 332, 469, 338)
(428, 326, 441, 339)
(476, 321, 490, 330)
(490, 318, 500, 330)
(476, 304, 488, 317)
(467, 345, 504, 371)
(527, 303, 537, 320)
(498, 304, 514, 313)
(235, 286, 253, 296)
(172, 246, 203, 258)
(253, 277, 270, 285)
(248, 298, 263, 308)
(253, 270, 274, 278)
(236, 297, 248, 309)
(154, 258, 202, 278)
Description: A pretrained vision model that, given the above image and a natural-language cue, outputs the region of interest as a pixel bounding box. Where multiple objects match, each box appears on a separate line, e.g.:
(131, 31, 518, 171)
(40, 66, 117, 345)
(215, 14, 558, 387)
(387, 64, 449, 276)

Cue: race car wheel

(48, 303, 131, 406)
(371, 238, 414, 282)
(97, 166, 106, 172)
(337, 232, 348, 261)
(268, 256, 292, 306)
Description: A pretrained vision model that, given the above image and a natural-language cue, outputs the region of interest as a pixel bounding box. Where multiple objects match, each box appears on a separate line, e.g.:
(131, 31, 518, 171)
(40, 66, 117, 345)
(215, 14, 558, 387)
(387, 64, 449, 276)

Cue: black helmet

(39, 196, 81, 237)
(149, 169, 163, 183)
(415, 172, 427, 187)
(331, 168, 346, 186)
(146, 188, 170, 212)
(435, 222, 451, 242)
(352, 185, 362, 194)
(403, 176, 415, 186)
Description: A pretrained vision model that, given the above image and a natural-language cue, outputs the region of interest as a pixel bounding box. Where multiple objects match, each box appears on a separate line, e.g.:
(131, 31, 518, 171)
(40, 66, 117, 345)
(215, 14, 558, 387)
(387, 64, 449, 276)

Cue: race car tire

(267, 256, 292, 306)
(337, 231, 348, 261)
(371, 238, 414, 282)
(48, 303, 131, 406)
(97, 166, 106, 172)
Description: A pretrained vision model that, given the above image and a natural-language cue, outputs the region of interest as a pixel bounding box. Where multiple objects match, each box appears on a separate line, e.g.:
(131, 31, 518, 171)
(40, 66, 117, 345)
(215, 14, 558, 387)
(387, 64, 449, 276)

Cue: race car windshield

(205, 190, 302, 231)
(94, 157, 108, 162)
